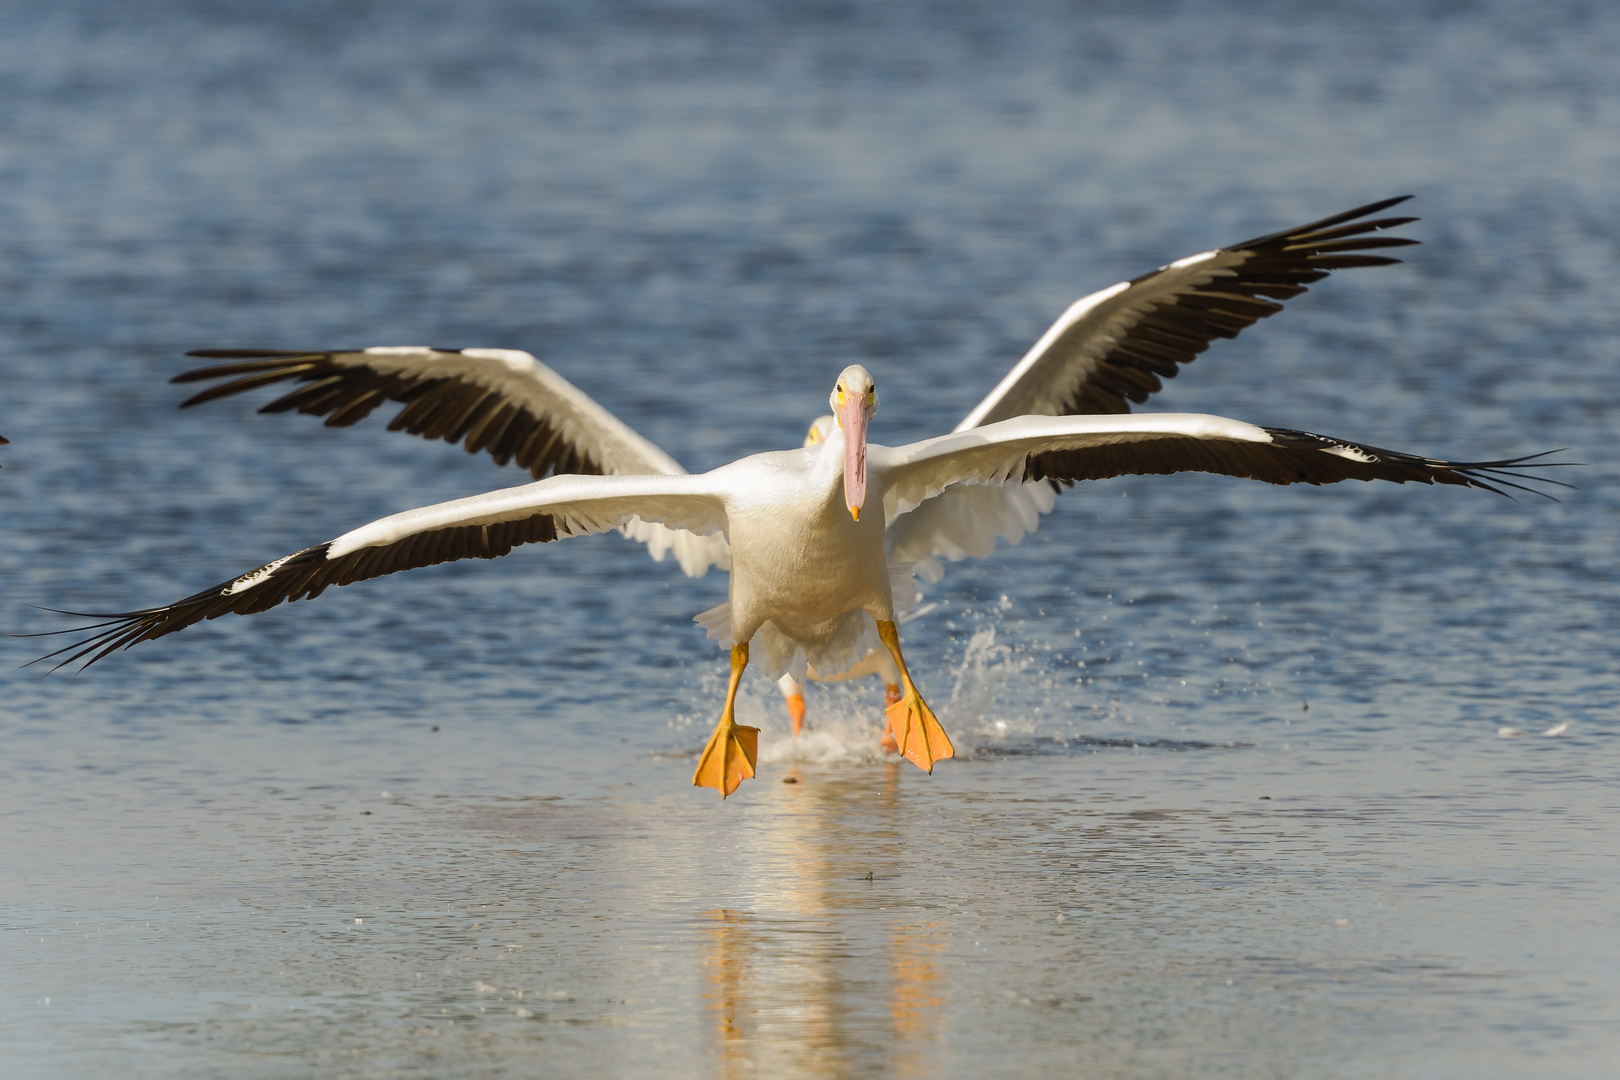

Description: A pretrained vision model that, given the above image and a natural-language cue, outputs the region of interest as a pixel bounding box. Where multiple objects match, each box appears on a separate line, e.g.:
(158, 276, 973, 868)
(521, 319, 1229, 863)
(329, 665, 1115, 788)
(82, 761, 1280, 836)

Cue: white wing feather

(906, 199, 1417, 575)
(342, 349, 735, 576)
(184, 346, 733, 576)
(913, 249, 1249, 578)
(955, 259, 1240, 430)
(320, 347, 688, 475)
(328, 471, 730, 560)
(873, 413, 1273, 521)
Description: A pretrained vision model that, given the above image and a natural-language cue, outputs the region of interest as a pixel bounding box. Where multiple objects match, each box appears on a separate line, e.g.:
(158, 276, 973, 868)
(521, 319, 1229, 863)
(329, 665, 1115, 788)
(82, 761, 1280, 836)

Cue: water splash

(758, 729, 892, 766)
(943, 626, 1035, 734)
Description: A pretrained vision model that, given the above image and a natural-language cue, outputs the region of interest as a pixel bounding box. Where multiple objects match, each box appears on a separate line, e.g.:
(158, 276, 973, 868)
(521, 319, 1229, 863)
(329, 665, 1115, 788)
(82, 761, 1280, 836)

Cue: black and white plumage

(168, 197, 1421, 584)
(39, 404, 1557, 674)
(956, 195, 1419, 425)
(173, 346, 679, 479)
(184, 346, 729, 576)
(38, 198, 1568, 797)
(889, 195, 1421, 578)
(42, 348, 1562, 797)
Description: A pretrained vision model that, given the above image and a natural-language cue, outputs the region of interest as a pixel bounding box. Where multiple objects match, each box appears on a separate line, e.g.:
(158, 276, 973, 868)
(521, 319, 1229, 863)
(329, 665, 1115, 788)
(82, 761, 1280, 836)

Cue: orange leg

(786, 693, 807, 736)
(693, 644, 760, 798)
(877, 621, 954, 772)
(879, 682, 902, 752)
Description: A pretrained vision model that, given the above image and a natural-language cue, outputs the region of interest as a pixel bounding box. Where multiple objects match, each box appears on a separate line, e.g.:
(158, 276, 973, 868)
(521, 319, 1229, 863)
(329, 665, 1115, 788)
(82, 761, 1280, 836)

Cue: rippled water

(2, 1, 1618, 1076)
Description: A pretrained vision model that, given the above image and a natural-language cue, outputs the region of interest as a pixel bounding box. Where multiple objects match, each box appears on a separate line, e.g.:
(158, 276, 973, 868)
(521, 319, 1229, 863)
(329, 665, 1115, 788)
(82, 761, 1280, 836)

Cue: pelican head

(803, 415, 836, 448)
(831, 365, 877, 520)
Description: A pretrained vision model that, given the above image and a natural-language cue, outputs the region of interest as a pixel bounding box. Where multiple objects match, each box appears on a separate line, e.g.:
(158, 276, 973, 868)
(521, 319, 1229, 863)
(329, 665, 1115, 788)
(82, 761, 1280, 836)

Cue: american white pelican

(40, 363, 1555, 797)
(775, 414, 903, 739)
(165, 197, 1425, 736)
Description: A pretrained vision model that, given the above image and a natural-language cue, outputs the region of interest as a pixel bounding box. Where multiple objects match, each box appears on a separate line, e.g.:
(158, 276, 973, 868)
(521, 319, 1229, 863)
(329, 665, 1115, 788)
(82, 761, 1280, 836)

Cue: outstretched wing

(874, 413, 1563, 523)
(172, 347, 731, 576)
(957, 196, 1419, 428)
(889, 198, 1419, 579)
(175, 347, 682, 476)
(34, 472, 730, 671)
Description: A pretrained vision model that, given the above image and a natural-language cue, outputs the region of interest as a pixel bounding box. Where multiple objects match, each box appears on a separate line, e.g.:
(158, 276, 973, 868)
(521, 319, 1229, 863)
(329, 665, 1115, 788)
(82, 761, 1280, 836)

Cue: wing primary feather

(1228, 195, 1414, 250)
(386, 380, 459, 430)
(257, 374, 351, 414)
(179, 349, 338, 363)
(418, 386, 480, 441)
(172, 358, 321, 382)
(448, 393, 505, 446)
(1283, 216, 1418, 245)
(958, 197, 1424, 431)
(1110, 347, 1183, 379)
(1013, 427, 1568, 500)
(171, 350, 644, 481)
(25, 506, 578, 672)
(271, 377, 398, 423)
(323, 387, 391, 428)
(1281, 236, 1419, 254)
(1301, 255, 1407, 270)
(465, 402, 519, 456)
(488, 410, 535, 466)
(177, 366, 323, 408)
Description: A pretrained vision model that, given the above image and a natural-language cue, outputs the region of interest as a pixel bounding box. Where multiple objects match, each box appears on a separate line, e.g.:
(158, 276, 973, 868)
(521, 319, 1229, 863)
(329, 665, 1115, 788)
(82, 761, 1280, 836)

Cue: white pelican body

(42, 199, 1562, 796)
(162, 198, 1429, 736)
(167, 197, 1425, 588)
(770, 415, 906, 732)
(43, 363, 1555, 796)
(716, 438, 893, 676)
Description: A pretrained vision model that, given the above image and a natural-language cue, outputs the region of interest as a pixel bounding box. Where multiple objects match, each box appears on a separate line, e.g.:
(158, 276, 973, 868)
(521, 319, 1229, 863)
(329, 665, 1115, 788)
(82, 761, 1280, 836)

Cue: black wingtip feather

(28, 517, 565, 673)
(1232, 195, 1418, 251)
(1024, 427, 1572, 503)
(1304, 255, 1407, 270)
(171, 350, 609, 481)
(1288, 216, 1419, 245)
(990, 197, 1425, 424)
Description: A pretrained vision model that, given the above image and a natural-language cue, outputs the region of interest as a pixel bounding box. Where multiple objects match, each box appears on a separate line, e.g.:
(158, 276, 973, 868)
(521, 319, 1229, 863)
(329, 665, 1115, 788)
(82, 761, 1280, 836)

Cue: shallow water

(2, 1, 1619, 1076)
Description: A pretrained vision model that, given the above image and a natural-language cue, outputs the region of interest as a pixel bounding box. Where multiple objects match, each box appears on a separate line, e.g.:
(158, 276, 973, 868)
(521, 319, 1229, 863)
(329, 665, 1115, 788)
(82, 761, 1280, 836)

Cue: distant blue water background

(1, 2, 1617, 1076)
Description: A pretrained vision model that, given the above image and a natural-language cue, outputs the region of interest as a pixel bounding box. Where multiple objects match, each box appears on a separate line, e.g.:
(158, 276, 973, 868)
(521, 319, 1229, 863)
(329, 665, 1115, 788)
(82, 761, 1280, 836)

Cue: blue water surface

(1, 2, 1617, 1077)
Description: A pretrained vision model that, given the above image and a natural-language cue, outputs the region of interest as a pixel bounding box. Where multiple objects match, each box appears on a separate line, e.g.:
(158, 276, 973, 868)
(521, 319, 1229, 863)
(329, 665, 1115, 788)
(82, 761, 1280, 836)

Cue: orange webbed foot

(693, 720, 759, 798)
(884, 688, 954, 773)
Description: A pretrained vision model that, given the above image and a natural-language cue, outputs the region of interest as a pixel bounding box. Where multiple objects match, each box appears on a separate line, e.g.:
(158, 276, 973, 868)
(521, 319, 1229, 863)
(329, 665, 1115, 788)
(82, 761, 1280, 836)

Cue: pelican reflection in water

(699, 763, 947, 1077)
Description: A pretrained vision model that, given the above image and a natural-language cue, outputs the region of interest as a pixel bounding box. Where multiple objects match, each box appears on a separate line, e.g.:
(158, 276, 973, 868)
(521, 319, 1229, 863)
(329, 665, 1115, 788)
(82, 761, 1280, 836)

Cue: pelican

(40, 360, 1555, 797)
(774, 414, 903, 739)
(162, 197, 1427, 738)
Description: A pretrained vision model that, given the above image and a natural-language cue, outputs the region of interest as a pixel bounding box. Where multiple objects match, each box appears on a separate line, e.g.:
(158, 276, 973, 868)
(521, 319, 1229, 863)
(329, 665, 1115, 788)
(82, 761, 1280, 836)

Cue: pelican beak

(836, 391, 868, 521)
